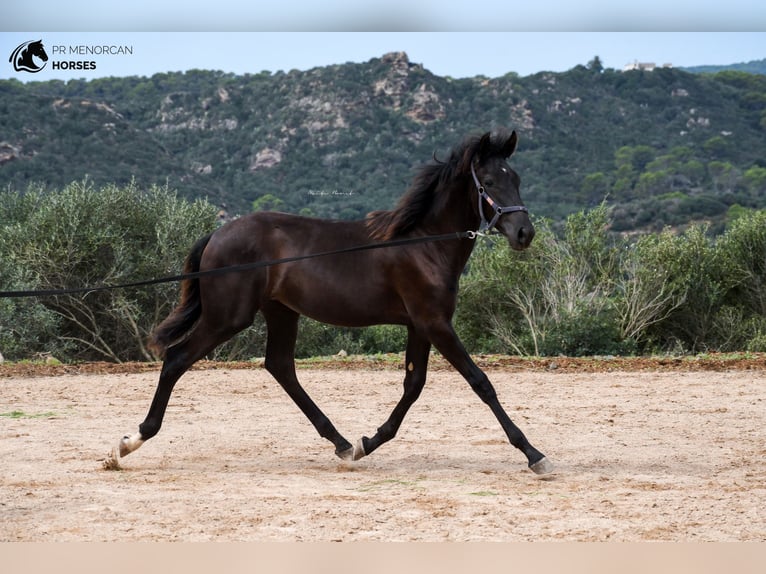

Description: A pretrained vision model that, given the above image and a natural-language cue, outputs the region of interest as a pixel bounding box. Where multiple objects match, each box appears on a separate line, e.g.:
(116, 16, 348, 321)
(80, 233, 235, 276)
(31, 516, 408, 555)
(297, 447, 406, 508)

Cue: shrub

(644, 224, 738, 351)
(295, 321, 408, 359)
(457, 204, 624, 356)
(0, 180, 218, 361)
(4, 181, 766, 362)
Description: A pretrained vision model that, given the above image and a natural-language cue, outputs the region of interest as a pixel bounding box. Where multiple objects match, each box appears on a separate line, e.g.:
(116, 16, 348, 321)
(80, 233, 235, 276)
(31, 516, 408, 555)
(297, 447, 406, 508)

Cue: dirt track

(1, 358, 764, 541)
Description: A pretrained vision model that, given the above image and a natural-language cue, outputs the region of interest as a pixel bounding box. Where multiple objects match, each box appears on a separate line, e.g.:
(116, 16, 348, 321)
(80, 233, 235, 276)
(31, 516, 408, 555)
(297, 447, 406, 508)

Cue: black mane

(366, 129, 513, 240)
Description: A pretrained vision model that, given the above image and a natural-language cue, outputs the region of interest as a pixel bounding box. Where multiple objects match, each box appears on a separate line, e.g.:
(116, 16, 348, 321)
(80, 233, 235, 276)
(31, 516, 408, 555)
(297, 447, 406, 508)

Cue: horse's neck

(422, 181, 479, 268)
(433, 181, 480, 234)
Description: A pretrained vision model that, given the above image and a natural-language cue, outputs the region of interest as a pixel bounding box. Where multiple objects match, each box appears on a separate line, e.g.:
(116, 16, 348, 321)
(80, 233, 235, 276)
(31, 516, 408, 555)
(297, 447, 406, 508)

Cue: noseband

(471, 163, 528, 232)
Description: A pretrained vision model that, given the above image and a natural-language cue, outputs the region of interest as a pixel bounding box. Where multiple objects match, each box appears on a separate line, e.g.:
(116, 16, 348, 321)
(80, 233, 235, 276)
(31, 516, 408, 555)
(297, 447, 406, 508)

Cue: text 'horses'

(105, 129, 553, 475)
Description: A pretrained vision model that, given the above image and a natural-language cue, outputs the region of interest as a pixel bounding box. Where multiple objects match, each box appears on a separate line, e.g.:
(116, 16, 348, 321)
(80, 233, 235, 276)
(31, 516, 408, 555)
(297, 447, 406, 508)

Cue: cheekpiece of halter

(470, 163, 528, 232)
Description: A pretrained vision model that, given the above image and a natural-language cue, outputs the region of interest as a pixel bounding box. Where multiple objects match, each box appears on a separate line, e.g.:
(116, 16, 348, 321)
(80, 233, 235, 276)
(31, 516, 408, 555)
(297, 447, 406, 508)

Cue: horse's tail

(148, 233, 213, 359)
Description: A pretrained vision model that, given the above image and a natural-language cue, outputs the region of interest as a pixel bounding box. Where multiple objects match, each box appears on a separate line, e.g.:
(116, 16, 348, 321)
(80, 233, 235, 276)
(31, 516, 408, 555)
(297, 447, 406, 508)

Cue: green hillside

(2, 52, 765, 232)
(683, 58, 766, 75)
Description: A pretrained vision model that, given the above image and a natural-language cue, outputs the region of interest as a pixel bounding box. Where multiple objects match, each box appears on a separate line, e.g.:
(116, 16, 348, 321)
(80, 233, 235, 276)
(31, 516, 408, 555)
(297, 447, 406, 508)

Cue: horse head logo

(9, 40, 49, 73)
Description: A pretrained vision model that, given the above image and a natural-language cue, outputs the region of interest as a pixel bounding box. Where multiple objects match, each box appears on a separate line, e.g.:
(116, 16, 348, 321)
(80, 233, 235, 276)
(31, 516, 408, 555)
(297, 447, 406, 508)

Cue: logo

(9, 39, 49, 73)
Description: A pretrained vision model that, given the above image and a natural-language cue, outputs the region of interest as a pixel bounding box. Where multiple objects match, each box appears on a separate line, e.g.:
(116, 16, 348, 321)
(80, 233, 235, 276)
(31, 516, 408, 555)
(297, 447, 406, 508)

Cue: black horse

(106, 129, 553, 475)
(9, 40, 48, 73)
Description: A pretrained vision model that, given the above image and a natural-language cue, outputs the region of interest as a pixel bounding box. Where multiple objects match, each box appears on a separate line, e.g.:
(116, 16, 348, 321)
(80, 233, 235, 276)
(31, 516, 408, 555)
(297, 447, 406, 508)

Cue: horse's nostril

(518, 226, 534, 246)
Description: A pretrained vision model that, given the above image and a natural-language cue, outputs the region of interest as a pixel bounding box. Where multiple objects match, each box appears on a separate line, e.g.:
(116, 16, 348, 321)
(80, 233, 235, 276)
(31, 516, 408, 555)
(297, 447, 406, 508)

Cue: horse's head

(10, 40, 49, 72)
(28, 40, 49, 62)
(471, 130, 534, 251)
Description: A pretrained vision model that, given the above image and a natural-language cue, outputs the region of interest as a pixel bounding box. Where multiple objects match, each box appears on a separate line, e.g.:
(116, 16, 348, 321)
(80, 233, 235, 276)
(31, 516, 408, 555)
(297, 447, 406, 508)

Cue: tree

(457, 205, 625, 357)
(587, 55, 604, 73)
(580, 172, 609, 203)
(252, 193, 285, 212)
(703, 136, 733, 160)
(614, 232, 687, 346)
(0, 181, 219, 361)
(743, 166, 766, 193)
(708, 161, 738, 193)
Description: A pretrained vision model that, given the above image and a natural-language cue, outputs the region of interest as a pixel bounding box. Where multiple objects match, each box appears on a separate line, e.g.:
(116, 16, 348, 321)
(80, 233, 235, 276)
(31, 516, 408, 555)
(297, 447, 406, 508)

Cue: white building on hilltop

(623, 61, 673, 72)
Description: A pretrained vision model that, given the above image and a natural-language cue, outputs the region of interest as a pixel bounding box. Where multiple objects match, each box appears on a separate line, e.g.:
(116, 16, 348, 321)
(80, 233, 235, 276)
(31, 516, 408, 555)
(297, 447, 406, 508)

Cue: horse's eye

(484, 178, 494, 187)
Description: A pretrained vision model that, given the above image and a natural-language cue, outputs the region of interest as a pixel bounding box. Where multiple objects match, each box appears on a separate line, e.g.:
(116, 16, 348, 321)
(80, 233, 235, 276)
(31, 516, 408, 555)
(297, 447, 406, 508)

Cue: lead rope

(0, 230, 477, 299)
(2, 169, 532, 299)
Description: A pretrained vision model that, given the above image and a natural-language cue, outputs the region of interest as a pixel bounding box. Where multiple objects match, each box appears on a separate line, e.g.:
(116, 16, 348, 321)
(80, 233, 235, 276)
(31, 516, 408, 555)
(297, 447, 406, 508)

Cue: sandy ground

(1, 360, 764, 541)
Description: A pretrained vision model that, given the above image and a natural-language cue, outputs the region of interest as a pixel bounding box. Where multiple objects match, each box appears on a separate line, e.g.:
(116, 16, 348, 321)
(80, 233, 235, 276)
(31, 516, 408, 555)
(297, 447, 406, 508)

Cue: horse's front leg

(422, 319, 553, 475)
(354, 326, 431, 459)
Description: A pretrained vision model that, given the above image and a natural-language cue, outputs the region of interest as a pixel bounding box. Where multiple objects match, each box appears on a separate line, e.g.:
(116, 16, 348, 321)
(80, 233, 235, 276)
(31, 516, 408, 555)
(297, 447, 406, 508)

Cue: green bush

(636, 224, 737, 351)
(457, 204, 766, 356)
(538, 306, 631, 357)
(612, 231, 687, 350)
(0, 297, 65, 360)
(295, 321, 408, 359)
(3, 181, 766, 362)
(457, 203, 624, 356)
(0, 180, 218, 361)
(717, 209, 766, 316)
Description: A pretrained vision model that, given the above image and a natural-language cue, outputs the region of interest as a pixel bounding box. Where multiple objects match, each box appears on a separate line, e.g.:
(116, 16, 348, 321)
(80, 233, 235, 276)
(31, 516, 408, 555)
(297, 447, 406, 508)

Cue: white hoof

(103, 433, 144, 470)
(529, 456, 554, 475)
(352, 438, 366, 461)
(120, 433, 144, 457)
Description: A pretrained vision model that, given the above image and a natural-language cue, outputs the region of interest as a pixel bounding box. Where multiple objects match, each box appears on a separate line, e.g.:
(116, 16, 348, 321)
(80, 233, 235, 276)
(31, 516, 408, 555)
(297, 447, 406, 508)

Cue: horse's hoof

(335, 438, 366, 462)
(352, 437, 366, 461)
(102, 433, 144, 469)
(529, 456, 554, 475)
(336, 446, 355, 461)
(119, 435, 131, 458)
(118, 433, 144, 458)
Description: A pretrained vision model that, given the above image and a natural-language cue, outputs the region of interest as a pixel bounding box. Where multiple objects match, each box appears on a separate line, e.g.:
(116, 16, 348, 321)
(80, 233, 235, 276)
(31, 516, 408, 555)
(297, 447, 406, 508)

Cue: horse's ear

(477, 132, 493, 160)
(502, 130, 518, 158)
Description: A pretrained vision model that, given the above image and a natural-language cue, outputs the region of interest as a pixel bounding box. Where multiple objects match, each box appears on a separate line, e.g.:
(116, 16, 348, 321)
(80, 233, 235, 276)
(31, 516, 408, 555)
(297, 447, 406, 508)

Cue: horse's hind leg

(262, 302, 354, 459)
(355, 326, 431, 459)
(103, 318, 239, 469)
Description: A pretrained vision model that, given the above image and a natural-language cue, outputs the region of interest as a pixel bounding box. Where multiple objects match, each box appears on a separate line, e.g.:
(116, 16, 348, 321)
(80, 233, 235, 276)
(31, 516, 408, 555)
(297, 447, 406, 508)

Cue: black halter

(471, 162, 528, 232)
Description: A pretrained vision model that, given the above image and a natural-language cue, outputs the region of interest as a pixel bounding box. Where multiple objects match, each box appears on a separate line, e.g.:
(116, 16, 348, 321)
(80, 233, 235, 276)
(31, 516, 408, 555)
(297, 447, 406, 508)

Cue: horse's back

(203, 211, 370, 262)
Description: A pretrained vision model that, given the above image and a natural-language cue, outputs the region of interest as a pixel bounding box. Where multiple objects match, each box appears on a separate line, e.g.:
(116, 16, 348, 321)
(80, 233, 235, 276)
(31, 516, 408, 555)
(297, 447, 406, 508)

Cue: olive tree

(0, 180, 218, 361)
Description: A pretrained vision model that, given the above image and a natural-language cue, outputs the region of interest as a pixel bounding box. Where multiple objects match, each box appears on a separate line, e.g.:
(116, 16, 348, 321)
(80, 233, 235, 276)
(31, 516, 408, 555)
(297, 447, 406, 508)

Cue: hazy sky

(2, 2, 765, 81)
